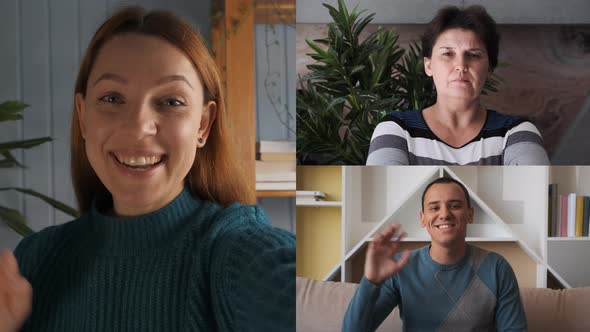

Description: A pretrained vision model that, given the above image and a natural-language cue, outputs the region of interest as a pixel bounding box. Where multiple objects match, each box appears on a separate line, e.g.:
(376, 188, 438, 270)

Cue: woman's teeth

(117, 156, 162, 167)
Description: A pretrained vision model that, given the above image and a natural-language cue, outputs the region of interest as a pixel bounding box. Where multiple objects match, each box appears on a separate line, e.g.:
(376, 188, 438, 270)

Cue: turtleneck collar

(81, 187, 202, 256)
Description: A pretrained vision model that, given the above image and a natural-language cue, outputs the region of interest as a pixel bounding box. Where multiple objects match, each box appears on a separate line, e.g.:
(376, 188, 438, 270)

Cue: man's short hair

(421, 177, 472, 211)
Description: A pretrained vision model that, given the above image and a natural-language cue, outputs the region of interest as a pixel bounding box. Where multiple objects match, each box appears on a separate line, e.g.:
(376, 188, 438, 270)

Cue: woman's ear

(197, 100, 217, 147)
(424, 57, 433, 77)
(74, 93, 86, 139)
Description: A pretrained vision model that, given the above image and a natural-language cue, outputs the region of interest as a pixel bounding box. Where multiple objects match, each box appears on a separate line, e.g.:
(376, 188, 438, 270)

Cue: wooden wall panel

(296, 23, 590, 156)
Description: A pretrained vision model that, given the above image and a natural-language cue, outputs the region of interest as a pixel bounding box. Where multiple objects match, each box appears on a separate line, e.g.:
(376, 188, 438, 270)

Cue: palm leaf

(0, 206, 34, 236)
(0, 187, 79, 218)
(0, 137, 52, 152)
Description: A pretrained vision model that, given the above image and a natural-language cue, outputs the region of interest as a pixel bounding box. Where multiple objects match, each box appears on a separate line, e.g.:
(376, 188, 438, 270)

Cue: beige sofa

(296, 277, 590, 332)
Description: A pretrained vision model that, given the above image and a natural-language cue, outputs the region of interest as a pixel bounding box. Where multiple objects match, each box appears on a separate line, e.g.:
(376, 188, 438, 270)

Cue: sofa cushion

(296, 277, 401, 332)
(520, 287, 590, 332)
(297, 277, 590, 332)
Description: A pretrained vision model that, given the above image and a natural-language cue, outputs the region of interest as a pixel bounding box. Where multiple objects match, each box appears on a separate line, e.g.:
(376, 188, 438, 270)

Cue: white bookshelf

(546, 166, 590, 287)
(321, 165, 578, 289)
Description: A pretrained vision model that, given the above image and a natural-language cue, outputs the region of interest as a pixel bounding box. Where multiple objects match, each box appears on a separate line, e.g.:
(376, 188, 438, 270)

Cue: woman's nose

(123, 102, 158, 138)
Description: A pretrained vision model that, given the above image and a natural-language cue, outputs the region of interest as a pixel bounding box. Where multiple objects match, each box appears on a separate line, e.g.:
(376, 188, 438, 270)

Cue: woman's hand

(0, 250, 32, 332)
(364, 224, 411, 285)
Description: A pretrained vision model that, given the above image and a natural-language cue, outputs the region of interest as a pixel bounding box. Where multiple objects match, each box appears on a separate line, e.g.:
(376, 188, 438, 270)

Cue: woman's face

(424, 28, 490, 103)
(75, 33, 216, 216)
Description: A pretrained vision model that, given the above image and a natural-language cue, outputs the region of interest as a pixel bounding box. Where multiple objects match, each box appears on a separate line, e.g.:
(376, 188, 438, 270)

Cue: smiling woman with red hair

(0, 6, 294, 332)
(366, 5, 549, 166)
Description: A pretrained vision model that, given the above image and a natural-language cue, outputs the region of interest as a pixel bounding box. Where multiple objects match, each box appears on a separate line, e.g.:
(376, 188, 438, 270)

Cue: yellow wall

(296, 207, 342, 280)
(296, 166, 342, 201)
(296, 166, 343, 280)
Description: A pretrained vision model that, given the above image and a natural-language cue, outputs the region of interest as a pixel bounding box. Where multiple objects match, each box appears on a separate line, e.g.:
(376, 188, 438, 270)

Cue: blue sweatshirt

(342, 244, 527, 332)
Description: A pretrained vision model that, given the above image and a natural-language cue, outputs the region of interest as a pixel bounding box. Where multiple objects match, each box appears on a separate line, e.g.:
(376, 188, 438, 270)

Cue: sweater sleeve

(342, 276, 400, 332)
(210, 205, 295, 332)
(366, 121, 410, 165)
(503, 121, 550, 165)
(495, 259, 528, 332)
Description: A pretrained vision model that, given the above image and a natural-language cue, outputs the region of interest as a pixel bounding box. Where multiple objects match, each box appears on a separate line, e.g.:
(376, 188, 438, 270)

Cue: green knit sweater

(14, 188, 295, 331)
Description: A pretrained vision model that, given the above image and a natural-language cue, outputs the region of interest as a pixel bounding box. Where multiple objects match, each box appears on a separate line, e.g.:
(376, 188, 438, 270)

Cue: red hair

(71, 6, 255, 213)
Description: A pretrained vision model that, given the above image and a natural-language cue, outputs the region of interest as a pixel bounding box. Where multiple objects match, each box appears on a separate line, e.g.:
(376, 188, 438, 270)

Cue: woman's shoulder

(381, 109, 425, 128)
(14, 216, 85, 276)
(484, 110, 531, 131)
(208, 203, 293, 242)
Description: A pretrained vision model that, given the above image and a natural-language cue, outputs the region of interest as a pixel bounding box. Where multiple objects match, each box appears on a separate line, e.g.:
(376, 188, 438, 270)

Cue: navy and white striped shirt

(366, 109, 549, 165)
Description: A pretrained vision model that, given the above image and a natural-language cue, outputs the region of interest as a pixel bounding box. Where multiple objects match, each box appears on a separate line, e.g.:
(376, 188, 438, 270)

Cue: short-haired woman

(367, 5, 549, 165)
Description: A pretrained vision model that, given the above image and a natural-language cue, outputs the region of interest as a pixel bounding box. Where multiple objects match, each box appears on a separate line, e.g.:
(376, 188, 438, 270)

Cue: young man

(342, 177, 527, 332)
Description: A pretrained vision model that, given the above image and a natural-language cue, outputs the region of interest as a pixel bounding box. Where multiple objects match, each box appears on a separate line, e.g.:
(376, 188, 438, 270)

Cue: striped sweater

(366, 109, 549, 165)
(14, 188, 295, 331)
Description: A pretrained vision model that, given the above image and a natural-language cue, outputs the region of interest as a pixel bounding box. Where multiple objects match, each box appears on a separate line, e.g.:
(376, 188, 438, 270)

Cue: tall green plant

(0, 101, 79, 236)
(297, 0, 503, 164)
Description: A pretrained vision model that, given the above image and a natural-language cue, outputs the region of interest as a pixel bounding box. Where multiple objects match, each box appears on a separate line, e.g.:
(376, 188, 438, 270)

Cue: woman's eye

(467, 53, 481, 59)
(159, 98, 186, 107)
(442, 52, 452, 57)
(99, 95, 124, 104)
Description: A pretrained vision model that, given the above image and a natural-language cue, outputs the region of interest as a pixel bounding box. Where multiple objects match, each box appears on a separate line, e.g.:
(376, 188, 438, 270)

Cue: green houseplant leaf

(0, 100, 80, 237)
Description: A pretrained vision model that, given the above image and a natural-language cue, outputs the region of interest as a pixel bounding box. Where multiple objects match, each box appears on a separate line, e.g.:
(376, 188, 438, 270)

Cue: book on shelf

(256, 140, 296, 154)
(553, 193, 590, 238)
(549, 184, 557, 237)
(574, 195, 584, 237)
(560, 195, 568, 237)
(567, 193, 576, 237)
(255, 181, 296, 191)
(584, 197, 590, 237)
(257, 152, 295, 161)
(555, 194, 561, 237)
(255, 160, 295, 182)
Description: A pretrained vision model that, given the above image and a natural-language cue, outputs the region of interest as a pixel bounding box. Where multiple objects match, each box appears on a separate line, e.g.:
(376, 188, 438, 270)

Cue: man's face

(420, 183, 474, 248)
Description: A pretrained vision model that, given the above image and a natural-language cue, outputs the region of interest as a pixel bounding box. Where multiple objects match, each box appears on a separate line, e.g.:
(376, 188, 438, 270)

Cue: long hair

(71, 6, 256, 213)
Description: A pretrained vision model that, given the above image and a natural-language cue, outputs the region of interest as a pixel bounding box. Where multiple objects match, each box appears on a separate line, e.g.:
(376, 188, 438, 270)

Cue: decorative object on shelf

(0, 100, 79, 236)
(296, 0, 502, 165)
(296, 190, 326, 205)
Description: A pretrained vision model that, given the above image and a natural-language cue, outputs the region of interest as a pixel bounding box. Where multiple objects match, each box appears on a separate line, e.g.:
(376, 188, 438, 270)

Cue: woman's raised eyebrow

(155, 75, 194, 89)
(93, 73, 127, 87)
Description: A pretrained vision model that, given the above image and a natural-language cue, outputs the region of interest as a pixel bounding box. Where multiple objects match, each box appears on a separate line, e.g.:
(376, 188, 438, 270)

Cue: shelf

(548, 237, 590, 242)
(367, 236, 518, 242)
(296, 201, 342, 207)
(256, 190, 295, 198)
